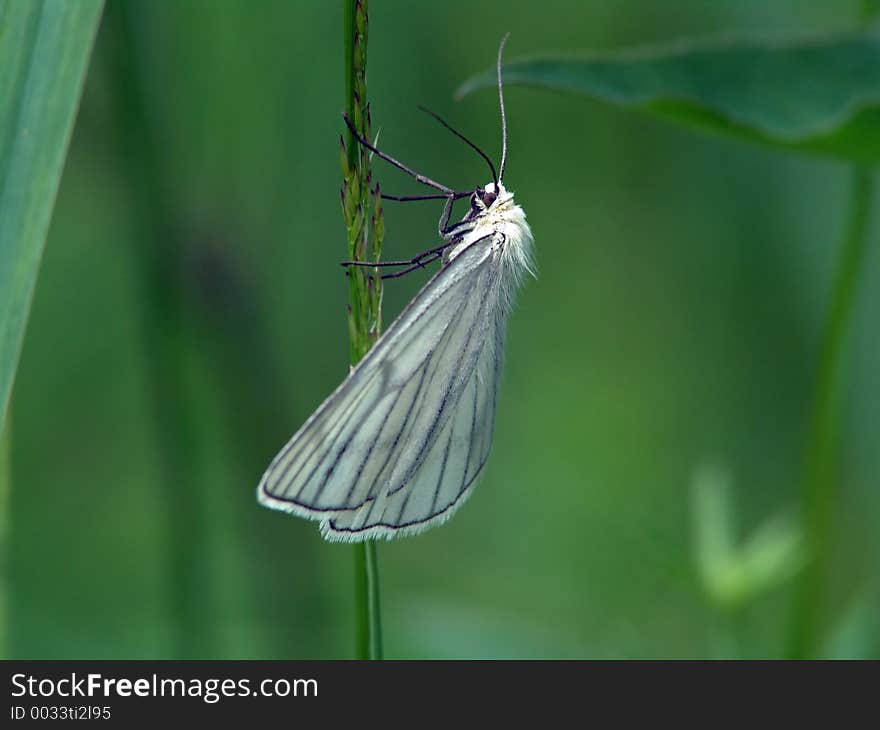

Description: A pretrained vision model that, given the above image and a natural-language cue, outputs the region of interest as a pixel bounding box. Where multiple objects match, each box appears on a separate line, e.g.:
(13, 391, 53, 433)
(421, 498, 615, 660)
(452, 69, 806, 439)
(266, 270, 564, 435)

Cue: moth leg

(342, 249, 446, 280)
(344, 113, 462, 196)
(341, 241, 455, 270)
(439, 199, 479, 241)
(378, 252, 444, 280)
(438, 195, 456, 238)
(381, 192, 465, 203)
(438, 196, 476, 240)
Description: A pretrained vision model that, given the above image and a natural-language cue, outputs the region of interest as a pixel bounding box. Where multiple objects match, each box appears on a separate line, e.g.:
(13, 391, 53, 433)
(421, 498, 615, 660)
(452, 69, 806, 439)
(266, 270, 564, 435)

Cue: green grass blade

(787, 169, 874, 658)
(0, 0, 104, 431)
(0, 417, 8, 657)
(457, 30, 880, 164)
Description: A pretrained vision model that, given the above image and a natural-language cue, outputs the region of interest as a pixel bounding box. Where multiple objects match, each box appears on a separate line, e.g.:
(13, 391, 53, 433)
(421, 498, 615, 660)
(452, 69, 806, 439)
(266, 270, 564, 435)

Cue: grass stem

(786, 169, 873, 659)
(343, 0, 384, 660)
(0, 419, 8, 658)
(786, 1, 876, 659)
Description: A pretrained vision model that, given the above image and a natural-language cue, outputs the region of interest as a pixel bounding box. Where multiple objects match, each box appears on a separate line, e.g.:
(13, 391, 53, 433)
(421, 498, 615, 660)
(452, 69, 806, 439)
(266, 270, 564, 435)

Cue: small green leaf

(0, 0, 104, 431)
(692, 464, 805, 612)
(738, 513, 806, 599)
(458, 30, 880, 164)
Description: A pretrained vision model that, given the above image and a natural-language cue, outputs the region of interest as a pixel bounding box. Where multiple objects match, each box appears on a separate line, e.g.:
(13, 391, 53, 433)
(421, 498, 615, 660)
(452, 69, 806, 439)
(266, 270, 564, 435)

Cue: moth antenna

(497, 32, 510, 181)
(417, 105, 498, 190)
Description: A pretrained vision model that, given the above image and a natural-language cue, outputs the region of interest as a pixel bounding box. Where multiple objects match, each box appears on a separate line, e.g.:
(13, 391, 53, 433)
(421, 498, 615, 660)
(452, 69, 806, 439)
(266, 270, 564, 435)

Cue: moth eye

(482, 190, 498, 207)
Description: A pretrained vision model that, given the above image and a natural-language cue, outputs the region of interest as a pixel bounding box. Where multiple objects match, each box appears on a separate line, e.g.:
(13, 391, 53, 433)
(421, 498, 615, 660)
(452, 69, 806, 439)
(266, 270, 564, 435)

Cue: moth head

(470, 184, 499, 213)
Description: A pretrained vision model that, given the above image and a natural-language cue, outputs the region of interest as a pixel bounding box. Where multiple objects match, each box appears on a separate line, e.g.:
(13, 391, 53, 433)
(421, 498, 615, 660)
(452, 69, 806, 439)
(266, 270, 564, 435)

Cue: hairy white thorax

(446, 182, 535, 287)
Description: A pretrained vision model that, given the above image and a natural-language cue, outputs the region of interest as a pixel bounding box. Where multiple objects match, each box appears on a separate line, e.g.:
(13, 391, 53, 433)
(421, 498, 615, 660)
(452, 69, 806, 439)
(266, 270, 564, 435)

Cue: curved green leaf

(457, 31, 880, 163)
(0, 0, 104, 431)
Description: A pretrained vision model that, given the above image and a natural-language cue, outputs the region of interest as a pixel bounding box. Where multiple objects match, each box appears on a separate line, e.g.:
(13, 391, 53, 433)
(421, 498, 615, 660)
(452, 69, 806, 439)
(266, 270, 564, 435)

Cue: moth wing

(257, 234, 502, 537)
(322, 297, 505, 541)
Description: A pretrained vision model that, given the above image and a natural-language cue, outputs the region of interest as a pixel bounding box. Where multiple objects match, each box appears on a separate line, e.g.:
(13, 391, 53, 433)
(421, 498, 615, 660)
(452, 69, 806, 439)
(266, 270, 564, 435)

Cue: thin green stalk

(344, 0, 356, 169)
(354, 541, 383, 659)
(342, 0, 383, 660)
(787, 170, 873, 658)
(0, 419, 9, 659)
(786, 1, 875, 660)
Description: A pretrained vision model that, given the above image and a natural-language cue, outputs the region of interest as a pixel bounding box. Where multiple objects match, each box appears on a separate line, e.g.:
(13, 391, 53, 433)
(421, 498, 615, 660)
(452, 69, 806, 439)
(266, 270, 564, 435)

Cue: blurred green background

(6, 0, 879, 658)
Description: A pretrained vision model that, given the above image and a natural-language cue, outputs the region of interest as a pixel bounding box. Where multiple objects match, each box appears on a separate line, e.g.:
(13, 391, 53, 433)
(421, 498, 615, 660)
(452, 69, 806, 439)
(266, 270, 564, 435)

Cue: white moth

(258, 35, 534, 542)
